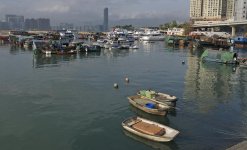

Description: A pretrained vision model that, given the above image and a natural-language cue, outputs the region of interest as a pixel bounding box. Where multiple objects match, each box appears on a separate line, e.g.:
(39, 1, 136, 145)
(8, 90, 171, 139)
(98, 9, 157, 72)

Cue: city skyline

(0, 0, 190, 26)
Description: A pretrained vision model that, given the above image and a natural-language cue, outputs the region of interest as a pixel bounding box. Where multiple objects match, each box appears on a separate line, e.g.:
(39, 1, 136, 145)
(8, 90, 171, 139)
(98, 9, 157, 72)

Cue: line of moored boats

(4, 28, 170, 56)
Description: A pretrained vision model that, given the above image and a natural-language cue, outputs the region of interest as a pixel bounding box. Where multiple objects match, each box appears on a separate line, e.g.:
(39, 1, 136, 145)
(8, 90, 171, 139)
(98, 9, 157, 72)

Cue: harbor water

(0, 42, 247, 150)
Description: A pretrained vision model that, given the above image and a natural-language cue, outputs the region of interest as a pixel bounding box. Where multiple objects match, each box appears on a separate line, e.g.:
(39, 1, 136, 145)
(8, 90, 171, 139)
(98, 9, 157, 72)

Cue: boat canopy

(139, 90, 156, 99)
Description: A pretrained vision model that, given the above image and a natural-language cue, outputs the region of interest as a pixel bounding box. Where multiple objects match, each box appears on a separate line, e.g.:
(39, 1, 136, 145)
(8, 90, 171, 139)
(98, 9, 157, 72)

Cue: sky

(0, 0, 190, 26)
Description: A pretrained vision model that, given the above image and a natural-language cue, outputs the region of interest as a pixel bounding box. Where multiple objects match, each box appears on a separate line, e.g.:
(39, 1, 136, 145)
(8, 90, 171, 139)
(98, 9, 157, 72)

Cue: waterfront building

(37, 18, 51, 30)
(226, 0, 235, 20)
(190, 0, 233, 21)
(167, 28, 185, 36)
(25, 18, 38, 30)
(190, 0, 247, 21)
(24, 18, 50, 31)
(103, 8, 108, 32)
(5, 14, 24, 30)
(202, 0, 227, 20)
(190, 0, 203, 20)
(234, 0, 247, 21)
(0, 20, 9, 30)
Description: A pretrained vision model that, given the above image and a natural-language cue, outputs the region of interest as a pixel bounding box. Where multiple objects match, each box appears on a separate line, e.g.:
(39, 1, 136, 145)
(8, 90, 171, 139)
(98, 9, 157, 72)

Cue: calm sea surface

(0, 42, 247, 150)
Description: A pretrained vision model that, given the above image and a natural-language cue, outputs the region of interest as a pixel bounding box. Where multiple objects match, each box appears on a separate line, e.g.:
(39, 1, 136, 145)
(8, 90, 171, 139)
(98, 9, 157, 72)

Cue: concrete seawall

(227, 141, 247, 150)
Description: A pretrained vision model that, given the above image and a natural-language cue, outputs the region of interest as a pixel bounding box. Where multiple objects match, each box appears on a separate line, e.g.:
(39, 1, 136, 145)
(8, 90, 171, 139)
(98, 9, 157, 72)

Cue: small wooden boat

(122, 116, 179, 142)
(137, 90, 177, 107)
(128, 95, 169, 116)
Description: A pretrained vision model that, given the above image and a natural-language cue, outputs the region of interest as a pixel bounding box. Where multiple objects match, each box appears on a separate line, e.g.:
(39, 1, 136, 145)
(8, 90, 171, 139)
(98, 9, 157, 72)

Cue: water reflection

(102, 49, 130, 58)
(183, 55, 240, 113)
(9, 45, 32, 55)
(123, 130, 178, 150)
(33, 49, 133, 68)
(78, 52, 101, 59)
(141, 41, 165, 52)
(234, 67, 247, 116)
(33, 54, 77, 68)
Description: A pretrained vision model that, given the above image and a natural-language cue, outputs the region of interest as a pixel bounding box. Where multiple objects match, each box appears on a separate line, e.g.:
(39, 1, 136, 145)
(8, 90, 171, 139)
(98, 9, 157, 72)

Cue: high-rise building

(37, 18, 51, 30)
(190, 0, 203, 20)
(0, 20, 9, 30)
(24, 18, 50, 31)
(190, 0, 230, 21)
(5, 14, 24, 30)
(234, 0, 247, 21)
(25, 18, 38, 30)
(226, 0, 235, 20)
(202, 0, 227, 20)
(103, 8, 108, 31)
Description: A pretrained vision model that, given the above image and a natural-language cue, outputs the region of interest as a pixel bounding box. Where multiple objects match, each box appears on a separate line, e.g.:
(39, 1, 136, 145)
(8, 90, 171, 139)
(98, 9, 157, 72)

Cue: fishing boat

(128, 95, 169, 116)
(137, 90, 177, 107)
(122, 116, 179, 142)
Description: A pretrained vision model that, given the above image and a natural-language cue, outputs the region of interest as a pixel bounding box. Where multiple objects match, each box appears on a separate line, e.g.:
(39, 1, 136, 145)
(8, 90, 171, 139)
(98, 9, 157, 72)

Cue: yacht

(140, 29, 165, 41)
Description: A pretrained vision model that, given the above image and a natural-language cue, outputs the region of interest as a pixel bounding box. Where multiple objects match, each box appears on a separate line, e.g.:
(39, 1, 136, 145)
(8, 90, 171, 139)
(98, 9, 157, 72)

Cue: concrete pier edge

(226, 141, 247, 150)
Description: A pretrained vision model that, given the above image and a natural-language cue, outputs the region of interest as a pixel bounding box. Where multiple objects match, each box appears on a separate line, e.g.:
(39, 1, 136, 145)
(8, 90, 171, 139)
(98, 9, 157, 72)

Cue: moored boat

(137, 90, 177, 107)
(122, 116, 179, 142)
(80, 44, 101, 52)
(128, 95, 169, 116)
(139, 29, 165, 41)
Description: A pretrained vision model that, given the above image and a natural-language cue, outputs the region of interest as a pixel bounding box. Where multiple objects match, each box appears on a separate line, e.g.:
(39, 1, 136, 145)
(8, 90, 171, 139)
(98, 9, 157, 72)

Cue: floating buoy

(125, 77, 129, 83)
(114, 83, 118, 89)
(182, 61, 185, 64)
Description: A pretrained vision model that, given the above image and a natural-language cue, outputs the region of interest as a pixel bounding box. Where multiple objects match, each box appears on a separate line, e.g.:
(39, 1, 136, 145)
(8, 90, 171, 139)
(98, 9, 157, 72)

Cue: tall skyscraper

(103, 8, 108, 31)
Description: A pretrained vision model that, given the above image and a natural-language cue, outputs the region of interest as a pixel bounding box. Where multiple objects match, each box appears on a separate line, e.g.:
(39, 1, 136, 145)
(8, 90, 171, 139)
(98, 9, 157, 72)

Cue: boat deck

(132, 120, 165, 136)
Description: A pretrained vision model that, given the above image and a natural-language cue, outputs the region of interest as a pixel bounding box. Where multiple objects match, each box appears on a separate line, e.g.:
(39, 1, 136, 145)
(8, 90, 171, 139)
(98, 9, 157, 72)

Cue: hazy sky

(0, 0, 190, 26)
